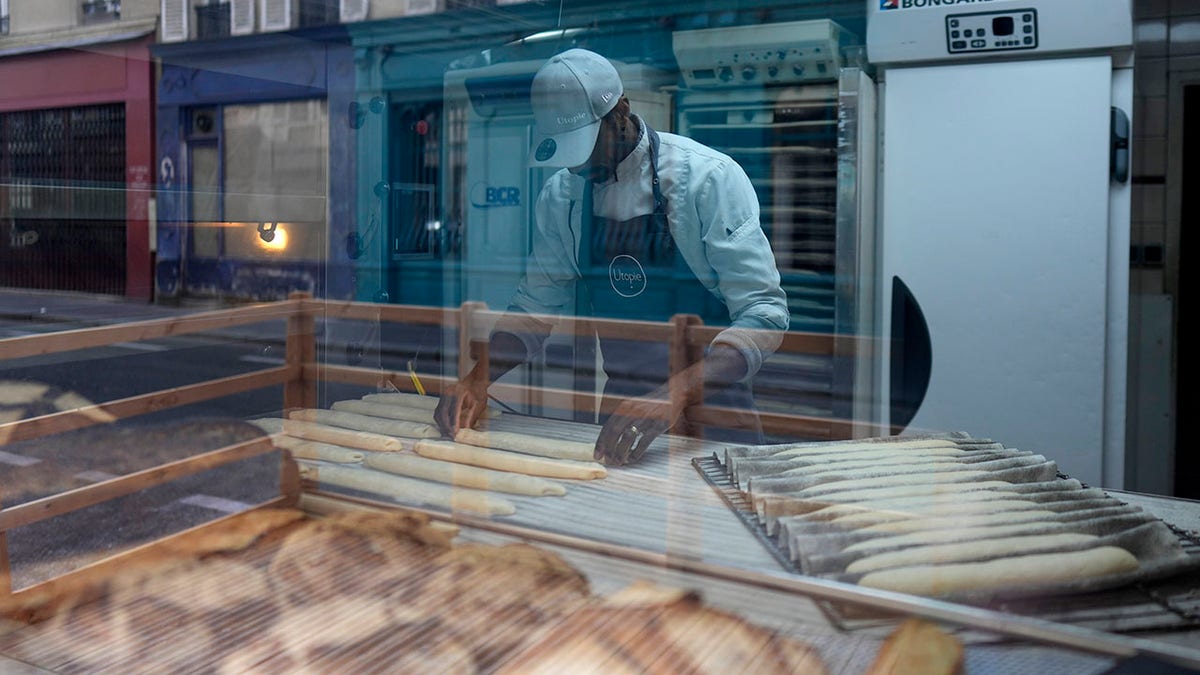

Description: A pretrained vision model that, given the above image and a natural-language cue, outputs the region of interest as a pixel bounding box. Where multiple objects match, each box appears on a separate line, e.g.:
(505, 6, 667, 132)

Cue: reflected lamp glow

(255, 222, 289, 252)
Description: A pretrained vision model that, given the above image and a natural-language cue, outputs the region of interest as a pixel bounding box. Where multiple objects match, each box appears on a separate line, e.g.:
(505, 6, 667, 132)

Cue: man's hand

(434, 366, 490, 438)
(594, 388, 682, 466)
(593, 345, 750, 466)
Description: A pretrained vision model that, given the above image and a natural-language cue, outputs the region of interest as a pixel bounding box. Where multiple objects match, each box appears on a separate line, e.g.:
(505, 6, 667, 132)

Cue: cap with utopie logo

(528, 48, 624, 168)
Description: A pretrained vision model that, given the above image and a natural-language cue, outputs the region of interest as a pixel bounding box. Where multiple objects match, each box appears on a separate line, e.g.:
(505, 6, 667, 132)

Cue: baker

(435, 48, 789, 465)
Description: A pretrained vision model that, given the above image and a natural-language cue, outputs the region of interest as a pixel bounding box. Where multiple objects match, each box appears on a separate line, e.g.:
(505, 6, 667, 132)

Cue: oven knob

(767, 65, 780, 78)
(792, 64, 805, 77)
(718, 66, 734, 82)
(741, 66, 756, 81)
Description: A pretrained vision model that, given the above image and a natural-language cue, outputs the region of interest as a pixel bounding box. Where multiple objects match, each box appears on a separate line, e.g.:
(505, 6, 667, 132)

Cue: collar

(605, 117, 648, 187)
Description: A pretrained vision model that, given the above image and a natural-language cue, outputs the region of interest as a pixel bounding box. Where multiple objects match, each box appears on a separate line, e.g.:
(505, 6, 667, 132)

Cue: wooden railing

(0, 292, 878, 598)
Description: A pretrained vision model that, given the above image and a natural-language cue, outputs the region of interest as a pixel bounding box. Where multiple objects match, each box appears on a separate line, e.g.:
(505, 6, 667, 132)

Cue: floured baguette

(271, 435, 365, 463)
(858, 546, 1139, 596)
(798, 490, 1024, 522)
(364, 451, 566, 497)
(846, 533, 1100, 575)
(290, 407, 439, 439)
(298, 463, 516, 516)
(415, 440, 606, 480)
(826, 499, 1045, 529)
(251, 417, 410, 452)
(752, 457, 1051, 494)
(858, 509, 1059, 534)
(329, 400, 438, 426)
(753, 438, 963, 459)
(455, 428, 595, 463)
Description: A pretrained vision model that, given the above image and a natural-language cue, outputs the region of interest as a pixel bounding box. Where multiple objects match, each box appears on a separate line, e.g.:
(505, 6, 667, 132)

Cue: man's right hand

(434, 366, 489, 438)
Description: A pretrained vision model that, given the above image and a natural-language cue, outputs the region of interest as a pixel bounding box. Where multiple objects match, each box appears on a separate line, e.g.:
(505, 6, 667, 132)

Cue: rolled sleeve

(695, 160, 790, 378)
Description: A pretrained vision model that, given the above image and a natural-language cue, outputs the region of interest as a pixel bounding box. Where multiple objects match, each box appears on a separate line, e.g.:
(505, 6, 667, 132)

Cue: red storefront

(0, 35, 155, 299)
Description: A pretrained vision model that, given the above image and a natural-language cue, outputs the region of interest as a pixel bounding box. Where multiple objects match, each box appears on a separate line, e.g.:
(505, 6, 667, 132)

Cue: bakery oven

(672, 20, 877, 435)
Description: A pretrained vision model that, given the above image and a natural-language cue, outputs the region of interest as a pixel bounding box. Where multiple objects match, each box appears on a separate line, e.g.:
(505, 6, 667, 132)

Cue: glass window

(222, 100, 328, 262)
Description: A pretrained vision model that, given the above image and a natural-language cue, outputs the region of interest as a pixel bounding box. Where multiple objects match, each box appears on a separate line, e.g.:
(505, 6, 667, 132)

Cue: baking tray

(692, 455, 1200, 635)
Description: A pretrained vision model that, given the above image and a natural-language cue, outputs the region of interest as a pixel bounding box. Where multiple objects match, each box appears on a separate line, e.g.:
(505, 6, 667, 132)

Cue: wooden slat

(0, 437, 276, 532)
(0, 367, 293, 446)
(304, 299, 454, 326)
(687, 404, 841, 440)
(0, 300, 301, 361)
(5, 497, 292, 613)
(315, 363, 455, 395)
(0, 488, 9, 595)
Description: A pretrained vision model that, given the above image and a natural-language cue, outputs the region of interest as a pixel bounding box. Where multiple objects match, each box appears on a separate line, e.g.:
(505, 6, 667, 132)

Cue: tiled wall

(1133, 0, 1198, 296)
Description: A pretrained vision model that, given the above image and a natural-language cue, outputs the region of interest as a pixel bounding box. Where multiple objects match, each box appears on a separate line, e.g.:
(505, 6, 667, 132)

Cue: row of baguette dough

(249, 392, 605, 517)
(729, 437, 1143, 596)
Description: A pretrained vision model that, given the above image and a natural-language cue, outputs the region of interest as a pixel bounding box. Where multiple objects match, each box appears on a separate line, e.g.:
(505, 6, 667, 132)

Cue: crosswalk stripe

(75, 470, 118, 483)
(178, 494, 253, 514)
(0, 450, 40, 466)
(239, 355, 286, 365)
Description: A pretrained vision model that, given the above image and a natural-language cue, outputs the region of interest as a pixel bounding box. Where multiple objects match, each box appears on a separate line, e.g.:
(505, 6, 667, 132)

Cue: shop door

(0, 104, 126, 294)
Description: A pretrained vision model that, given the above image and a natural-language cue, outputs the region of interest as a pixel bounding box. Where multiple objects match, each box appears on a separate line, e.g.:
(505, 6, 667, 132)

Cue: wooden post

(669, 314, 702, 439)
(284, 292, 317, 411)
(279, 449, 302, 507)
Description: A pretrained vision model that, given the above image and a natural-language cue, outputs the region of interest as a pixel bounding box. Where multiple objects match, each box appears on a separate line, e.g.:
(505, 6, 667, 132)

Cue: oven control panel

(946, 9, 1038, 54)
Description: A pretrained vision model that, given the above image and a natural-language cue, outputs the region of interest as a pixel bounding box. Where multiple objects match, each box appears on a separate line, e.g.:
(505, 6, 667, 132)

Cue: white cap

(528, 49, 623, 168)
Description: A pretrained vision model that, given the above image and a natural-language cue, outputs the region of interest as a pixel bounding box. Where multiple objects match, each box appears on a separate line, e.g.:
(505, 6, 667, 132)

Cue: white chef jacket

(507, 118, 789, 379)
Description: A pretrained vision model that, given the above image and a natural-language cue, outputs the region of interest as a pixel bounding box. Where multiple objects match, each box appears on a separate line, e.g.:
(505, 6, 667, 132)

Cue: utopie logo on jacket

(608, 255, 647, 298)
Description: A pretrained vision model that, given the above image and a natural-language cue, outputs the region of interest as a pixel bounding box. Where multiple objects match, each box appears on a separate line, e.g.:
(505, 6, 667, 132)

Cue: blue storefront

(152, 27, 356, 302)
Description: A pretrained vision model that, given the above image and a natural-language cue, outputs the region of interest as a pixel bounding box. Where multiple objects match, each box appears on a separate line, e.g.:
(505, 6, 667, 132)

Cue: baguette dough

(330, 399, 438, 425)
(365, 452, 566, 497)
(289, 407, 439, 439)
(790, 470, 993, 497)
(271, 435, 365, 463)
(251, 417, 409, 452)
(828, 499, 1043, 529)
(801, 490, 1024, 522)
(415, 440, 606, 480)
(765, 438, 961, 458)
(298, 463, 516, 516)
(455, 428, 595, 463)
(847, 533, 1100, 575)
(858, 546, 1139, 596)
(859, 509, 1058, 534)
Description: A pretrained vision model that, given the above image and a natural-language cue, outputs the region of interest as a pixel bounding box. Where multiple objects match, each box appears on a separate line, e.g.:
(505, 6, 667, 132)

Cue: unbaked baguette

(415, 440, 606, 480)
(271, 435, 365, 463)
(298, 462, 516, 516)
(364, 451, 566, 497)
(288, 408, 440, 439)
(455, 428, 595, 463)
(330, 399, 438, 425)
(857, 546, 1139, 596)
(250, 417, 410, 452)
(846, 533, 1100, 574)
